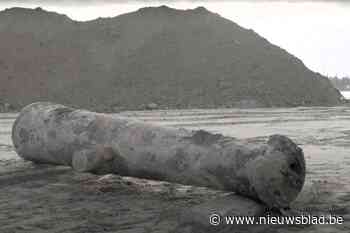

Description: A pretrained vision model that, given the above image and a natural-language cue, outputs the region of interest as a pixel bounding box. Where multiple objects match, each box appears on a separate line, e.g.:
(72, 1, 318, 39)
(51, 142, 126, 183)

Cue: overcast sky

(1, 1, 349, 77)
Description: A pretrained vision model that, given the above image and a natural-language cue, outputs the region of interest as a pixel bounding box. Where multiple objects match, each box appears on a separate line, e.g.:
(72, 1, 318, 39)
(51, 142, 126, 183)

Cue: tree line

(329, 77, 350, 91)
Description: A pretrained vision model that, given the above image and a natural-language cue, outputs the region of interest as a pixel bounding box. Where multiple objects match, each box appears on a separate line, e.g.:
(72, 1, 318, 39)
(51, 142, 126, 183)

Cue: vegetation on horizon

(329, 76, 350, 91)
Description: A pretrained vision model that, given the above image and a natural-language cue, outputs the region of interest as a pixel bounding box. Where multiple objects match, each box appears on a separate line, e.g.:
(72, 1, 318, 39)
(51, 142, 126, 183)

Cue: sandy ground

(1, 107, 350, 232)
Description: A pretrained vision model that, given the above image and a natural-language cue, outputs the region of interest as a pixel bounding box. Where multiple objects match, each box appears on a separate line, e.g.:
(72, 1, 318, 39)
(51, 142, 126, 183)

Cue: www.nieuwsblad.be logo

(209, 214, 344, 226)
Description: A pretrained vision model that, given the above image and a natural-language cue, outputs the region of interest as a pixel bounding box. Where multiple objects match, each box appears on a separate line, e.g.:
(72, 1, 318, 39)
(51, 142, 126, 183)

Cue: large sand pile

(0, 6, 342, 111)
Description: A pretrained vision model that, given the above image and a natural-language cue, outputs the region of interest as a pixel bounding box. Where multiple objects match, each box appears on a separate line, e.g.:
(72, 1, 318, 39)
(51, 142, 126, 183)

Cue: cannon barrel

(12, 102, 305, 208)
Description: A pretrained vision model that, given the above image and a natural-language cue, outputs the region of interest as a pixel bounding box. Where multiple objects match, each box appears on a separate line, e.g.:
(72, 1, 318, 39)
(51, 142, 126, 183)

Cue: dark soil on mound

(0, 6, 343, 112)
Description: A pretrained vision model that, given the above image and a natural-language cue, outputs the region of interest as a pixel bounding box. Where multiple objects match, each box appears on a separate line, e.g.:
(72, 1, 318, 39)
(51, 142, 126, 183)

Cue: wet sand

(1, 107, 350, 232)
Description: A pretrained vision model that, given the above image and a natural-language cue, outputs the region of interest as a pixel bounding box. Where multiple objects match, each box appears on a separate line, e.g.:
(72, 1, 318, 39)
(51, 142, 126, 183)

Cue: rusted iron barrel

(12, 102, 305, 208)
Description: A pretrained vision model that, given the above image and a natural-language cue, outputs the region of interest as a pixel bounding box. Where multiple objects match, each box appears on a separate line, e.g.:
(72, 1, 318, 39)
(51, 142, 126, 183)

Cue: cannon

(12, 102, 305, 208)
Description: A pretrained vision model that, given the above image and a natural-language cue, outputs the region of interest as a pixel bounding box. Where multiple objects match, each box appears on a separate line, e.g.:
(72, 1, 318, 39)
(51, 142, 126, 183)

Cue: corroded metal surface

(12, 102, 306, 208)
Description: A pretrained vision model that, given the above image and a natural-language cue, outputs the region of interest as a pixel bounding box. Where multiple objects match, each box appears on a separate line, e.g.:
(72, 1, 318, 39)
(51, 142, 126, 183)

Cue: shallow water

(0, 113, 17, 160)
